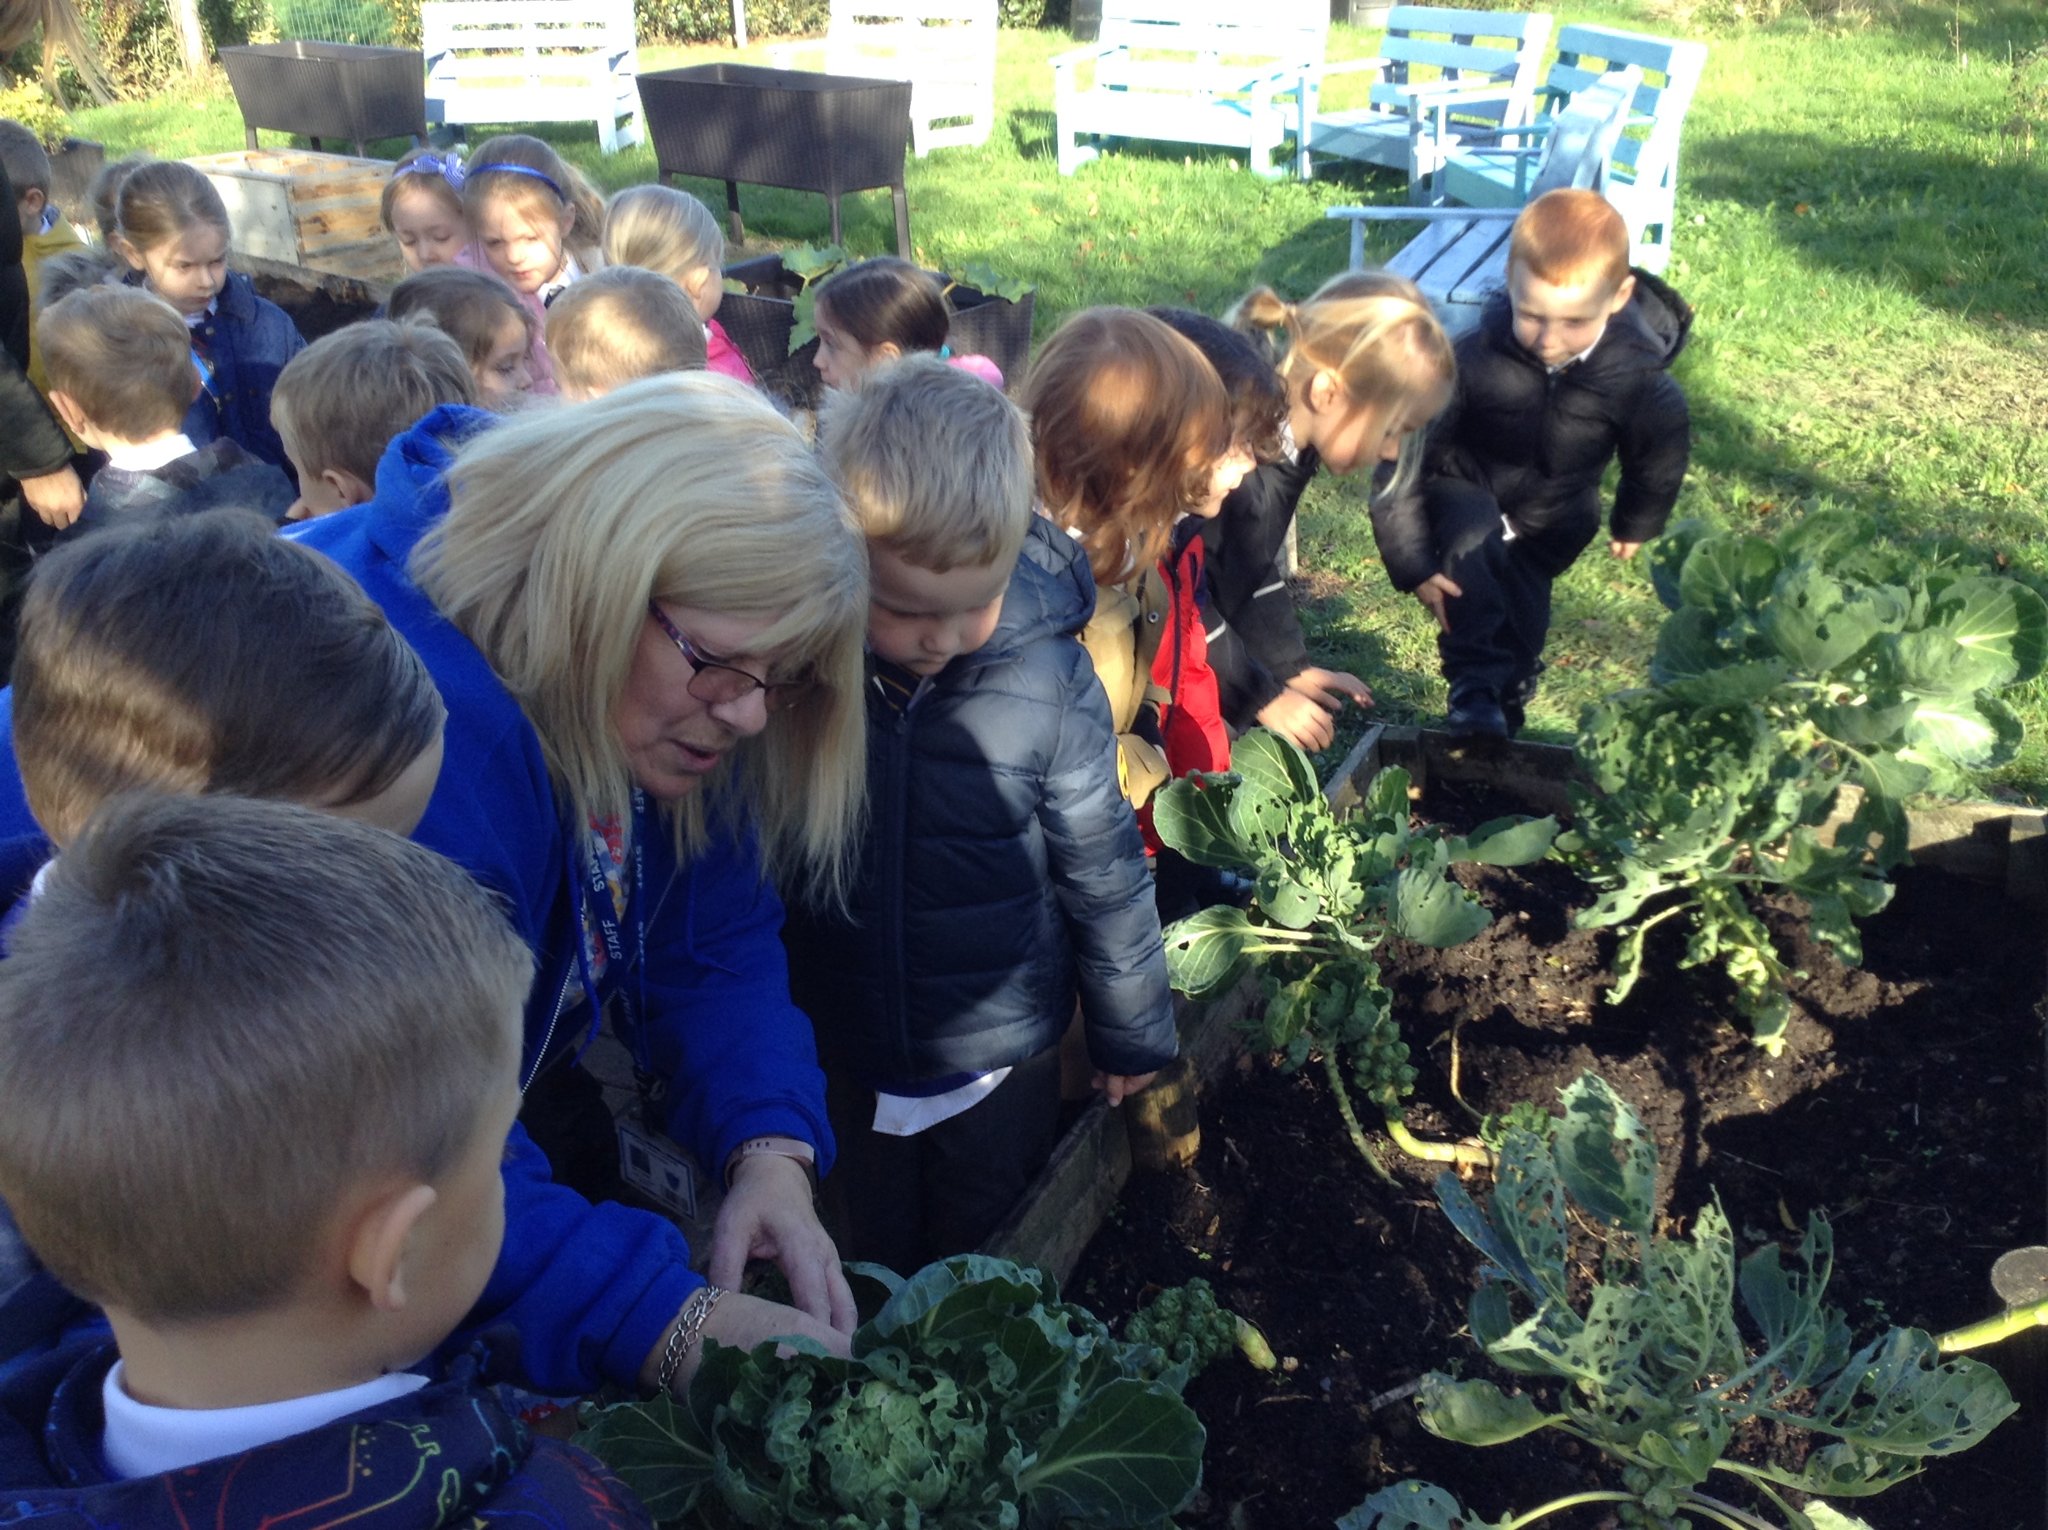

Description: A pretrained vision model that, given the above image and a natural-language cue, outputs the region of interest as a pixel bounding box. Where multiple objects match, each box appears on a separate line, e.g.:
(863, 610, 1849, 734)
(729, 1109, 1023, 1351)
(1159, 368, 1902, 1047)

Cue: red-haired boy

(1374, 188, 1694, 736)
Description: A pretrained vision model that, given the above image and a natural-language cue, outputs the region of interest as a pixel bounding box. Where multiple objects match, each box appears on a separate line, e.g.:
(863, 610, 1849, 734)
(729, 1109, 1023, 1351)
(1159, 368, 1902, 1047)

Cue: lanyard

(568, 789, 651, 1086)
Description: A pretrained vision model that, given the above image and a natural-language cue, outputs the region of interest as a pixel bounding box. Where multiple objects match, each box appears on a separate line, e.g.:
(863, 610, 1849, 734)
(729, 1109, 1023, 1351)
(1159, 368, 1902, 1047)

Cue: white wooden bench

(1323, 65, 1641, 334)
(816, 0, 996, 157)
(1051, 0, 1327, 180)
(1297, 7, 1552, 197)
(422, 0, 643, 154)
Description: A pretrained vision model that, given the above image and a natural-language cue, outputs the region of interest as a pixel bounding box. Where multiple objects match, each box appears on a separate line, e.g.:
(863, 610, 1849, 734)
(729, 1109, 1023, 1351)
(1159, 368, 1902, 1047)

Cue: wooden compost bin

(984, 723, 2048, 1280)
(189, 150, 404, 285)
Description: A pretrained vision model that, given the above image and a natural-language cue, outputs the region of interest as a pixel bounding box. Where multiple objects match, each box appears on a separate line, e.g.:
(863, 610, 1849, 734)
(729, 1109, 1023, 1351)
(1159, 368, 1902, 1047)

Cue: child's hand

(1413, 573, 1463, 632)
(1610, 539, 1643, 560)
(1289, 667, 1373, 712)
(1092, 1070, 1159, 1106)
(1256, 687, 1338, 752)
(19, 465, 83, 528)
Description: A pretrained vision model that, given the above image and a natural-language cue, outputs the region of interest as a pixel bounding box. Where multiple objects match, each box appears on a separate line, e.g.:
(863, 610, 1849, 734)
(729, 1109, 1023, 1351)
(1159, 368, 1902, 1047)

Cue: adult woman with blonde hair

(297, 371, 868, 1400)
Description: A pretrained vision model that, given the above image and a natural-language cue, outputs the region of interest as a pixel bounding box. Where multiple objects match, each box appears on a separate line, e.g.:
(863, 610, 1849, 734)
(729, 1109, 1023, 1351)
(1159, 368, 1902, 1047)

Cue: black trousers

(1430, 482, 1555, 701)
(821, 1044, 1063, 1278)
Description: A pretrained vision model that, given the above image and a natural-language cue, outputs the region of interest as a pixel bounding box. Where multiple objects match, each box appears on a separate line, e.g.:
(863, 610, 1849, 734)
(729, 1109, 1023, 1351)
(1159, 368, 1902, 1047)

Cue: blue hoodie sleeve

(446, 1122, 701, 1396)
(634, 825, 837, 1178)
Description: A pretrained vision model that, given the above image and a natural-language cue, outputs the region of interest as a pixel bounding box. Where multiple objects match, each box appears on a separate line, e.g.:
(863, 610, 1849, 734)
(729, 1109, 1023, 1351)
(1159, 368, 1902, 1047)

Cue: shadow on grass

(1685, 128, 2048, 328)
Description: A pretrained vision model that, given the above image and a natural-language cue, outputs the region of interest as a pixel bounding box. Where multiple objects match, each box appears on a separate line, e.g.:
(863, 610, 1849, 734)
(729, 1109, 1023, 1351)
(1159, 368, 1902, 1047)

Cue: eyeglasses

(646, 601, 814, 712)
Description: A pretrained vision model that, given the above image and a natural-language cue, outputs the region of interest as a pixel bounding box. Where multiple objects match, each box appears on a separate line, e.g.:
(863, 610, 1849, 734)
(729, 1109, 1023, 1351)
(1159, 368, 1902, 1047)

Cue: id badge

(617, 1117, 698, 1220)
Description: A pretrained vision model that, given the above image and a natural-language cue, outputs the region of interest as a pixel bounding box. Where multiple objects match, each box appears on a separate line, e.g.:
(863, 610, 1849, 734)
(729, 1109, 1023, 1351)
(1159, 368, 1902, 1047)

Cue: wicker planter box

(220, 41, 427, 157)
(722, 254, 1033, 409)
(188, 150, 404, 285)
(944, 280, 1034, 395)
(639, 64, 913, 257)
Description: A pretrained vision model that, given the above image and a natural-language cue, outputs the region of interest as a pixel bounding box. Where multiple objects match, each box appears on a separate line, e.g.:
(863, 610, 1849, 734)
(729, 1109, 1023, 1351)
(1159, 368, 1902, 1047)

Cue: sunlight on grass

(58, 1, 2048, 794)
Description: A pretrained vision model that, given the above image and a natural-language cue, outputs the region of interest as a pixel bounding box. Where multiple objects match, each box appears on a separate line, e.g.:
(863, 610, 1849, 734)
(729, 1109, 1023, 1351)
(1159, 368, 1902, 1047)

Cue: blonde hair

(380, 146, 466, 232)
(273, 319, 476, 483)
(1509, 188, 1632, 293)
(1023, 307, 1230, 589)
(0, 792, 529, 1324)
(112, 159, 231, 260)
(37, 284, 194, 439)
(411, 373, 868, 905)
(602, 182, 723, 285)
(545, 266, 707, 396)
(1233, 270, 1454, 503)
(463, 134, 604, 273)
(821, 355, 1032, 573)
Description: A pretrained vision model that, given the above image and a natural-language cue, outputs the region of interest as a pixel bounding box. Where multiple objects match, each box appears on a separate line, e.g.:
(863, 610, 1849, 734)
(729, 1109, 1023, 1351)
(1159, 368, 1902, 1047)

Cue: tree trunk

(170, 0, 206, 75)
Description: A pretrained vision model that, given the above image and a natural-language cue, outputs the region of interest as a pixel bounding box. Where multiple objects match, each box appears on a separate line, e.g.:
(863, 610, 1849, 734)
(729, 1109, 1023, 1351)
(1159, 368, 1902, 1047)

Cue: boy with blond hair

(270, 317, 475, 519)
(787, 356, 1175, 1274)
(543, 264, 707, 401)
(1374, 187, 1693, 737)
(0, 792, 649, 1524)
(37, 285, 293, 532)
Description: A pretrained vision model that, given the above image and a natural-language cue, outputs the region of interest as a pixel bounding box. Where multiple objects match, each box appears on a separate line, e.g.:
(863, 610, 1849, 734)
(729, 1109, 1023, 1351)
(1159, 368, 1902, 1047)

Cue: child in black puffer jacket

(1373, 188, 1693, 736)
(787, 357, 1176, 1276)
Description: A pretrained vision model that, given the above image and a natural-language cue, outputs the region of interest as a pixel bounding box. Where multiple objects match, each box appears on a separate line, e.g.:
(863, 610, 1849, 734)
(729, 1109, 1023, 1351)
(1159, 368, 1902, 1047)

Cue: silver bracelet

(654, 1284, 726, 1394)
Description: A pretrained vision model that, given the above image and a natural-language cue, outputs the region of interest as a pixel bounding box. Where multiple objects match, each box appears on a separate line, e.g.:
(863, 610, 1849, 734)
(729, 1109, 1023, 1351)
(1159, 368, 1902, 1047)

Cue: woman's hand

(708, 1152, 858, 1334)
(639, 1288, 854, 1395)
(1413, 573, 1463, 633)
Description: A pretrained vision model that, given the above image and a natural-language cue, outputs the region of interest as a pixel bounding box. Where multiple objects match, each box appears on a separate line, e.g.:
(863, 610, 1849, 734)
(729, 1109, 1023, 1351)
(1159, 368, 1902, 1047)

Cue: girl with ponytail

(1205, 272, 1454, 751)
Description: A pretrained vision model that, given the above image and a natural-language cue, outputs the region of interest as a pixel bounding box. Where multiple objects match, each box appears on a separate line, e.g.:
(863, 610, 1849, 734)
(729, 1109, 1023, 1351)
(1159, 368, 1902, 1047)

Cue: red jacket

(1141, 522, 1231, 853)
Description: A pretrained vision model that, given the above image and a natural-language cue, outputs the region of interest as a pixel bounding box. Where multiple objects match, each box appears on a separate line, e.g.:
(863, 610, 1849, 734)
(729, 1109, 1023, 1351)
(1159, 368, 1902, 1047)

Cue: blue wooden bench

(1051, 0, 1327, 180)
(1418, 24, 1707, 273)
(1296, 7, 1552, 198)
(1323, 64, 1641, 334)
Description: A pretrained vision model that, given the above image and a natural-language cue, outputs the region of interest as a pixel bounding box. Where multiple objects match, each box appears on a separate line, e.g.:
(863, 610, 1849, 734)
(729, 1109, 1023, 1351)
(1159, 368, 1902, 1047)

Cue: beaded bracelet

(654, 1284, 726, 1393)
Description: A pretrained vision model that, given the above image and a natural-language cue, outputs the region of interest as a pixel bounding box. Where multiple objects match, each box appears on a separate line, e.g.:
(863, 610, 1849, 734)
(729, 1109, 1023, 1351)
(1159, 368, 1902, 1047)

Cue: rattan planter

(220, 42, 427, 157)
(640, 64, 913, 257)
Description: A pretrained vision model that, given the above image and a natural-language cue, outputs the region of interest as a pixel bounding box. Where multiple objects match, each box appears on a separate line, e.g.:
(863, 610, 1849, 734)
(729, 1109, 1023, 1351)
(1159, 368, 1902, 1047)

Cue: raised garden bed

(993, 725, 2045, 1529)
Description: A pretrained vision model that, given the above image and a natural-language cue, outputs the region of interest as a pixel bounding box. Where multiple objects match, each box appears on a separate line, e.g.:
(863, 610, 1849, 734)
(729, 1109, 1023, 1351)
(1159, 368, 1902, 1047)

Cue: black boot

(1445, 681, 1508, 739)
(1501, 664, 1545, 737)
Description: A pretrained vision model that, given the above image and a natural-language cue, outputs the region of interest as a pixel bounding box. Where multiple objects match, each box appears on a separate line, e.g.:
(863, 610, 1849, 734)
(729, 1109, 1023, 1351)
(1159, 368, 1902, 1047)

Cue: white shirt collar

(104, 434, 197, 473)
(1548, 330, 1606, 374)
(101, 1359, 426, 1478)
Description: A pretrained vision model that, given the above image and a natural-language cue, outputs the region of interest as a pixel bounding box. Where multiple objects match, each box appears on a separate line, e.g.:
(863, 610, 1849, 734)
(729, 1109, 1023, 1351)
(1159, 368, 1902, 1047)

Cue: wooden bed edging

(980, 980, 1257, 1283)
(1332, 724, 2048, 908)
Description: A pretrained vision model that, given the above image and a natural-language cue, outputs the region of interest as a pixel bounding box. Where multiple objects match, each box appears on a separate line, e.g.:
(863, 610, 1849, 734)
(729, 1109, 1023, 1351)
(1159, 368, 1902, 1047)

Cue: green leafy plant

(1344, 1074, 2017, 1530)
(1122, 1276, 1276, 1380)
(577, 1255, 1208, 1529)
(1153, 729, 1556, 1180)
(1560, 510, 2048, 1053)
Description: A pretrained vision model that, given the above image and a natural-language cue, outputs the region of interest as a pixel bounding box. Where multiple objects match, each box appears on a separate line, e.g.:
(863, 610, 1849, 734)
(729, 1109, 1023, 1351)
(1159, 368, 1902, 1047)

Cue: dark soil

(1072, 781, 2048, 1529)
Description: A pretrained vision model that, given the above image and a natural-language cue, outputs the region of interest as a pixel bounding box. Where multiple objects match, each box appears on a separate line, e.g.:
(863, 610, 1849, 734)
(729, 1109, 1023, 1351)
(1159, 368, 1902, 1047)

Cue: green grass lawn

(64, 0, 2048, 794)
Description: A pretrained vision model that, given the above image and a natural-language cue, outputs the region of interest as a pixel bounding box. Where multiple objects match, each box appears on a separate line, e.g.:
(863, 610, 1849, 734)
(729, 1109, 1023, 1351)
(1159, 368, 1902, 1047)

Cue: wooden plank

(984, 982, 1257, 1281)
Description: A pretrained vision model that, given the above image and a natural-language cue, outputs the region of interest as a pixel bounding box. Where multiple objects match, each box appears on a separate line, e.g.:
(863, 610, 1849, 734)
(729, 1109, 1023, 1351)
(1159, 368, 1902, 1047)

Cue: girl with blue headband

(455, 134, 605, 396)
